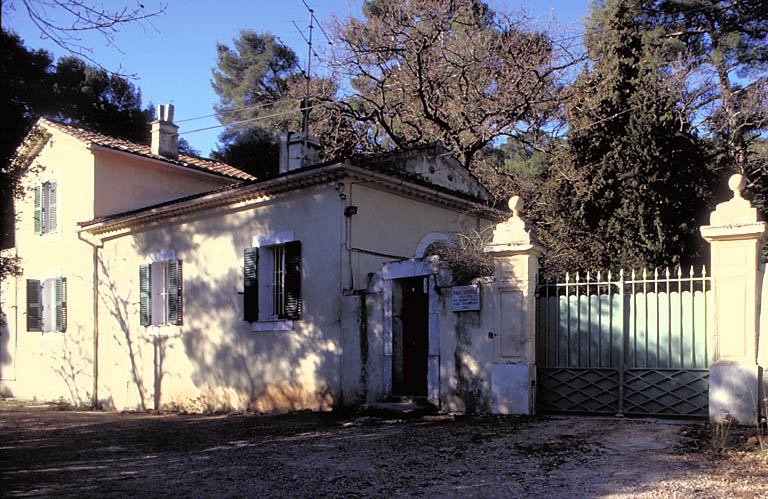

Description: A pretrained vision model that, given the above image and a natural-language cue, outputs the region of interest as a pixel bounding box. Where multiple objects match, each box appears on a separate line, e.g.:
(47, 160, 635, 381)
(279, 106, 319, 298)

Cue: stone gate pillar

(701, 174, 767, 424)
(484, 196, 545, 414)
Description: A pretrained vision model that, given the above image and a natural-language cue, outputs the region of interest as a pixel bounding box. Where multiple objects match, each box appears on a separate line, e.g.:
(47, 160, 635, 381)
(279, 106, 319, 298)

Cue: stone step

(359, 399, 437, 419)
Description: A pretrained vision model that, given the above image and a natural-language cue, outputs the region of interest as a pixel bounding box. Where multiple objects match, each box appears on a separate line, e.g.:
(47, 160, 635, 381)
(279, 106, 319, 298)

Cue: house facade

(1, 109, 502, 412)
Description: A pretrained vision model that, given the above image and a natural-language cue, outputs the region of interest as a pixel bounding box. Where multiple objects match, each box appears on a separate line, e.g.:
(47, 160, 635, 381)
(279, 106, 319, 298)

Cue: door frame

(381, 259, 440, 406)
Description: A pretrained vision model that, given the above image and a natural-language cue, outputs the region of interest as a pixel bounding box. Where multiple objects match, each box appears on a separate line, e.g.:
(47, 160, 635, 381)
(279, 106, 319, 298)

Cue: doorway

(392, 276, 429, 396)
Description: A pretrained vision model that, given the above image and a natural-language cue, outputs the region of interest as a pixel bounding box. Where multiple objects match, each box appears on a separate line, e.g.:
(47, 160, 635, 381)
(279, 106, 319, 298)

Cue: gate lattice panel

(536, 268, 712, 418)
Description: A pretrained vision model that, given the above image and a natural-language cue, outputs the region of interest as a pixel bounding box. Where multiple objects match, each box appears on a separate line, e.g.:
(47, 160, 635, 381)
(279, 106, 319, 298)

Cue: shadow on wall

(99, 256, 155, 410)
(0, 309, 10, 390)
(121, 201, 339, 413)
(50, 330, 91, 406)
(454, 307, 491, 413)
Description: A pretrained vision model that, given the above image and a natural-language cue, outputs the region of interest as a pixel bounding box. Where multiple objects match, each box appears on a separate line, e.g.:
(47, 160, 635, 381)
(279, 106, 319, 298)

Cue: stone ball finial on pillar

(728, 173, 746, 199)
(508, 196, 524, 217)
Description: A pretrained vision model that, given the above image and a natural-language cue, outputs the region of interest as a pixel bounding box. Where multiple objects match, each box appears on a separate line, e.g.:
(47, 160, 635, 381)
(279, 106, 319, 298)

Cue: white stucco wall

(343, 260, 498, 413)
(346, 183, 488, 289)
(437, 281, 497, 413)
(1, 129, 97, 404)
(1, 126, 240, 406)
(95, 183, 345, 411)
(92, 148, 234, 218)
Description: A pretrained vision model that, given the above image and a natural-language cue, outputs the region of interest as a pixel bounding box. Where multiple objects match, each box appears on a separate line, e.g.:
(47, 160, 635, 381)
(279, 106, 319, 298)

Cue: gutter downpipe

(78, 230, 103, 409)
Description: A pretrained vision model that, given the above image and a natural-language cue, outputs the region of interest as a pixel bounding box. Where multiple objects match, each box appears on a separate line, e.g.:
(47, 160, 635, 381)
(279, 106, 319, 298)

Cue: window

(139, 259, 182, 326)
(26, 277, 66, 332)
(34, 180, 57, 235)
(244, 239, 301, 323)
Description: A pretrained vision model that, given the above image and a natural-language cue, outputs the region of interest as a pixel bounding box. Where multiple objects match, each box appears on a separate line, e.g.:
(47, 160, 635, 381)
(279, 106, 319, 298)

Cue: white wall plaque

(452, 285, 480, 312)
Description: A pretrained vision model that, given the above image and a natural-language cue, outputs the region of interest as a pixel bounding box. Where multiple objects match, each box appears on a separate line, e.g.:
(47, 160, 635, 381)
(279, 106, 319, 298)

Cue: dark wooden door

(400, 276, 428, 396)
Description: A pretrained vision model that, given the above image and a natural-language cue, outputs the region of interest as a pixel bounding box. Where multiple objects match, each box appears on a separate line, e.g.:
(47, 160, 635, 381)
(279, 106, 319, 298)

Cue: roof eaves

(78, 163, 350, 234)
(78, 162, 505, 236)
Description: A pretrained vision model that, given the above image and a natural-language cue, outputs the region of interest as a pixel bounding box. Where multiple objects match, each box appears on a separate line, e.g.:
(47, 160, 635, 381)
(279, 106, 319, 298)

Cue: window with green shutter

(167, 259, 182, 326)
(34, 181, 58, 235)
(140, 258, 182, 327)
(26, 277, 66, 332)
(139, 263, 151, 326)
(55, 277, 67, 332)
(243, 247, 259, 322)
(26, 279, 42, 331)
(244, 240, 301, 324)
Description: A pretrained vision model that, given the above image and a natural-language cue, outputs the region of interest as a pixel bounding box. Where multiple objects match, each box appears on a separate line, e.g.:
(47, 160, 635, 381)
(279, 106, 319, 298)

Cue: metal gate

(535, 268, 712, 418)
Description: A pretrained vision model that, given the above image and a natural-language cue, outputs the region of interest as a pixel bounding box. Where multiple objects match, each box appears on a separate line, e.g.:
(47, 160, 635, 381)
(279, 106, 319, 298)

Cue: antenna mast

(301, 0, 314, 166)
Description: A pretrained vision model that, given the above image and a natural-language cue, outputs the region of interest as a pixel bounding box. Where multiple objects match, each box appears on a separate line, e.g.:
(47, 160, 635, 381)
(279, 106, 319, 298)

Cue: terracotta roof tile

(39, 118, 255, 181)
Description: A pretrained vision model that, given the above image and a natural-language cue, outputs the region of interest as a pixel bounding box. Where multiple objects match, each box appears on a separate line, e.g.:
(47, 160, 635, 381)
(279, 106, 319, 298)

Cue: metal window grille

(272, 245, 285, 318)
(151, 261, 169, 325)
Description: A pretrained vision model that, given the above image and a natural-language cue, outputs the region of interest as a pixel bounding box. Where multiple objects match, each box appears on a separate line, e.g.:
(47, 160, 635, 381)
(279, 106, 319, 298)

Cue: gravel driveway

(1, 405, 766, 497)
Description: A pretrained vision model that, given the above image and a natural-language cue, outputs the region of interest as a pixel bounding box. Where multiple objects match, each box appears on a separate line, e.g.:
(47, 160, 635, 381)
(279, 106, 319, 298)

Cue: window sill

(39, 231, 62, 242)
(39, 331, 64, 340)
(252, 320, 294, 332)
(147, 325, 181, 337)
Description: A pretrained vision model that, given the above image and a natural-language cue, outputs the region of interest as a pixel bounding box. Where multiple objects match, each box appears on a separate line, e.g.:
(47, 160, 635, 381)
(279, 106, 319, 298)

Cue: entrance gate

(535, 268, 712, 418)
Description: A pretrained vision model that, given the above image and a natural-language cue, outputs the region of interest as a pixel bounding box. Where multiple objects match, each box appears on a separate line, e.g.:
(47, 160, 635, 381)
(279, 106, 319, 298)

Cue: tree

(1, 0, 166, 75)
(330, 0, 571, 170)
(647, 0, 768, 215)
(211, 30, 362, 177)
(210, 128, 280, 179)
(533, 0, 715, 273)
(211, 30, 301, 132)
(1, 29, 53, 264)
(50, 56, 153, 143)
(1, 29, 153, 281)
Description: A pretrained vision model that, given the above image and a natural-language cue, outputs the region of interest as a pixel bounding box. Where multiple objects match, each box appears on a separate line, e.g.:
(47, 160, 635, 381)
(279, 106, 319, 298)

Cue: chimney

(278, 131, 321, 173)
(151, 104, 179, 160)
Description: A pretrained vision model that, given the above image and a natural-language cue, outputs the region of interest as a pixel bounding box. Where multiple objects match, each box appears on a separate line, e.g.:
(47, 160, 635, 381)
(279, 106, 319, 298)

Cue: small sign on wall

(452, 285, 480, 312)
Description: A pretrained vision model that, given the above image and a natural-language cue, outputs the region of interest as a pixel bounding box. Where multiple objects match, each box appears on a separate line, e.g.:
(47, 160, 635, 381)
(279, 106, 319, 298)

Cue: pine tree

(537, 0, 715, 273)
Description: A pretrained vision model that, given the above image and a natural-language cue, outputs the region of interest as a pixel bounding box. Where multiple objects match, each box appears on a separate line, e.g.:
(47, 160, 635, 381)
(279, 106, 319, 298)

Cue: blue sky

(2, 0, 591, 156)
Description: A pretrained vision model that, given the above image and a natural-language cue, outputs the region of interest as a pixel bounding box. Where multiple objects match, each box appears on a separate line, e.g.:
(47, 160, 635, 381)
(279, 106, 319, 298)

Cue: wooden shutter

(243, 247, 259, 322)
(139, 263, 151, 326)
(34, 185, 42, 235)
(284, 240, 302, 320)
(167, 259, 183, 325)
(47, 181, 57, 232)
(55, 277, 67, 332)
(26, 279, 42, 331)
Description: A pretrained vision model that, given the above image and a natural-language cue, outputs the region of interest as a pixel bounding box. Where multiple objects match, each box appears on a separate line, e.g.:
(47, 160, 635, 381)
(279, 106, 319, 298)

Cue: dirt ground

(1, 402, 767, 498)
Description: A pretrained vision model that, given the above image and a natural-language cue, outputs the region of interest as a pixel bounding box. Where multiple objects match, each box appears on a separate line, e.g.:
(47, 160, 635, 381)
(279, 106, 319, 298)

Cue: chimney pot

(281, 131, 320, 172)
(151, 104, 179, 160)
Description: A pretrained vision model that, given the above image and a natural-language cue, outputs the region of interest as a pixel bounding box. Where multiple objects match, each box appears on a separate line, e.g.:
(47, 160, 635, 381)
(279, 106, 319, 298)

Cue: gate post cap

(728, 174, 745, 198)
(508, 196, 524, 215)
